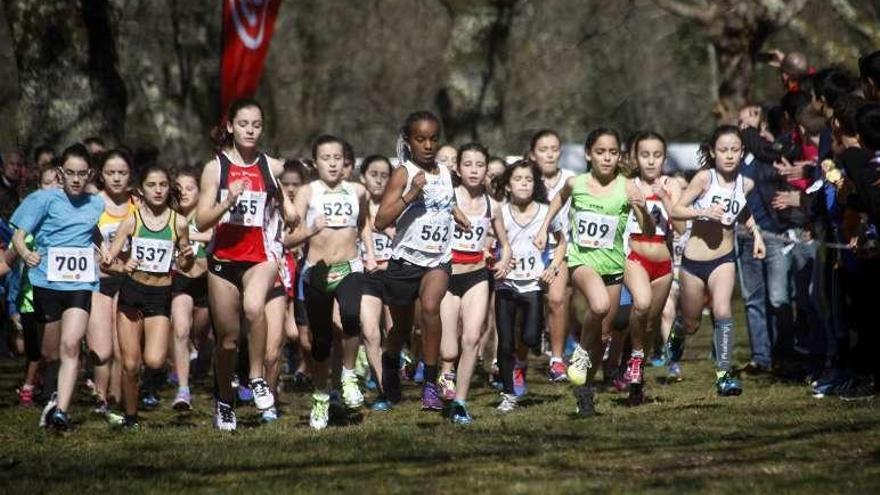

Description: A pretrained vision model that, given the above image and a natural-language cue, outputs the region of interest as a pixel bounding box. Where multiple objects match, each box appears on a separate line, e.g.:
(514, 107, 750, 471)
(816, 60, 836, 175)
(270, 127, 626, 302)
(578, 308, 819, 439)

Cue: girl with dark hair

(438, 143, 512, 424)
(536, 128, 652, 417)
(196, 98, 298, 431)
(169, 166, 213, 412)
(288, 135, 374, 429)
(88, 148, 135, 423)
(358, 155, 395, 411)
(620, 132, 684, 405)
(529, 129, 575, 383)
(494, 159, 566, 412)
(104, 165, 194, 428)
(12, 143, 105, 430)
(375, 111, 469, 411)
(669, 125, 765, 396)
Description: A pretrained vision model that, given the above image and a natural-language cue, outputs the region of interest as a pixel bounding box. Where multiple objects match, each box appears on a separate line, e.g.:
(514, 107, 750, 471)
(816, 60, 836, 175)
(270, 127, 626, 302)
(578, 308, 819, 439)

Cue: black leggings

(304, 272, 364, 362)
(21, 313, 42, 362)
(495, 288, 544, 395)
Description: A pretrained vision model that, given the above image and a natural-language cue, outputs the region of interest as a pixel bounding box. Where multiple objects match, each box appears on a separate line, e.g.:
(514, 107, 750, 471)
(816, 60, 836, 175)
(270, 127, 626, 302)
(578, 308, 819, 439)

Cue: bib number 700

(47, 247, 96, 283)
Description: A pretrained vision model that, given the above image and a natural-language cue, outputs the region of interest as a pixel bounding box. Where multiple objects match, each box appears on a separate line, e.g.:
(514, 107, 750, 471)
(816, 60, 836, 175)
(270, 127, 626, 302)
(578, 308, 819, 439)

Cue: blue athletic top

(10, 189, 104, 291)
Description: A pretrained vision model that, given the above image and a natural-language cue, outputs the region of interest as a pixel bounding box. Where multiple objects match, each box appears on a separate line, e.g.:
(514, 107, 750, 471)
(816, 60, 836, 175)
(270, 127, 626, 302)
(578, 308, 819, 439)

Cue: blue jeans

(789, 240, 832, 363)
(736, 235, 790, 368)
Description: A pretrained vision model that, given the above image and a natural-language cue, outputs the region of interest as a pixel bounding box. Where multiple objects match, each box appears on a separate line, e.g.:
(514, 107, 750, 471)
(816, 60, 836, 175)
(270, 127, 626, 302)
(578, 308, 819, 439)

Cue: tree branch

(651, 0, 714, 23)
(828, 0, 880, 43)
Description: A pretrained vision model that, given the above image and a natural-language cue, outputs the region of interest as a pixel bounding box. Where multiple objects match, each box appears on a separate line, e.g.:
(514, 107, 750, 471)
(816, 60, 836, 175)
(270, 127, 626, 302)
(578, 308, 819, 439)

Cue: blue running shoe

(413, 361, 425, 384)
(141, 391, 160, 409)
(563, 335, 578, 361)
(236, 384, 253, 404)
(667, 332, 686, 363)
(371, 397, 392, 412)
(716, 372, 743, 396)
(450, 400, 473, 425)
(667, 361, 682, 382)
(421, 382, 443, 411)
(49, 408, 71, 431)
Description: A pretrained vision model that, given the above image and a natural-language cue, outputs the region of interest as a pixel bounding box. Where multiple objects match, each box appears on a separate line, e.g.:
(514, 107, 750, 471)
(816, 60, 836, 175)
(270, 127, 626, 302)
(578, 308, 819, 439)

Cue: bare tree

(653, 0, 809, 123)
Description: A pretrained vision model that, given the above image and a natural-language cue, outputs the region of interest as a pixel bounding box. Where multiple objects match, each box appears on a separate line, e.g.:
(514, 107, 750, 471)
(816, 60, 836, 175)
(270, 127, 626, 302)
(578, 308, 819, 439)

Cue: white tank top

(692, 169, 746, 226)
(450, 188, 492, 253)
(391, 161, 455, 267)
(306, 180, 360, 229)
(499, 202, 561, 294)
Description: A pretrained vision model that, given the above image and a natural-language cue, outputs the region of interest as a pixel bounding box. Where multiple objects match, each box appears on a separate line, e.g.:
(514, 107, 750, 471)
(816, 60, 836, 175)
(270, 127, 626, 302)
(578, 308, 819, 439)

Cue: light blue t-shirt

(10, 189, 104, 291)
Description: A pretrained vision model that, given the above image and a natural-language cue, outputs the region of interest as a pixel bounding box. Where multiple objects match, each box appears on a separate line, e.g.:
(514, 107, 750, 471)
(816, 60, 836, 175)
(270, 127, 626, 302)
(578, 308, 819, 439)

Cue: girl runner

(196, 98, 297, 431)
(89, 149, 136, 420)
(669, 125, 765, 395)
(495, 159, 566, 412)
(536, 128, 653, 417)
(358, 155, 395, 411)
(438, 143, 512, 424)
(105, 165, 194, 428)
(12, 143, 105, 430)
(13, 164, 60, 408)
(375, 111, 469, 410)
(530, 130, 575, 382)
(169, 167, 213, 411)
(620, 132, 684, 405)
(288, 135, 374, 429)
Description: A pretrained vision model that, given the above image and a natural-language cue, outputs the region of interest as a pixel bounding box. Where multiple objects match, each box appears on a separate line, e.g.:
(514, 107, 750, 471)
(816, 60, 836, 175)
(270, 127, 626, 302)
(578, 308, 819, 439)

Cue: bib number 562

(420, 224, 449, 242)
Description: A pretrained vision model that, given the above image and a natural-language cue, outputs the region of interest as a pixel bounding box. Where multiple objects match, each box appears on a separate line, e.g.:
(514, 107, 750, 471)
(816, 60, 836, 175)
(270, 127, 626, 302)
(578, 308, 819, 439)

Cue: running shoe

(627, 356, 644, 385)
(213, 400, 237, 431)
(567, 344, 591, 386)
(610, 372, 628, 393)
(49, 409, 71, 431)
(715, 372, 743, 396)
(237, 382, 254, 404)
(573, 385, 596, 417)
(421, 382, 443, 411)
(649, 348, 668, 368)
(260, 407, 279, 423)
(250, 378, 275, 411)
(548, 360, 568, 382)
(497, 393, 518, 413)
(18, 385, 35, 408)
(121, 415, 140, 431)
(39, 392, 58, 428)
(105, 410, 125, 427)
(167, 371, 179, 387)
(371, 397, 392, 412)
(141, 391, 160, 410)
(341, 371, 365, 409)
(450, 400, 473, 425)
(92, 399, 110, 416)
(627, 383, 645, 407)
(365, 373, 378, 391)
(310, 392, 330, 430)
(438, 372, 457, 401)
(513, 365, 528, 397)
(172, 388, 193, 412)
(563, 335, 578, 361)
(667, 361, 683, 382)
(413, 361, 425, 384)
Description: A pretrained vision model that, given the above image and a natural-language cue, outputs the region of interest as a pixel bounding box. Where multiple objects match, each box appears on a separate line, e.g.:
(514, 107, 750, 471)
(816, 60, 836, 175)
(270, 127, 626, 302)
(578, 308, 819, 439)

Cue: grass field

(0, 316, 878, 494)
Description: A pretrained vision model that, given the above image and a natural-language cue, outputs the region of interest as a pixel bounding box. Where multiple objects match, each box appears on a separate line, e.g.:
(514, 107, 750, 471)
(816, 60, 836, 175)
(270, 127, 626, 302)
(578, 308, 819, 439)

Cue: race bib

(320, 196, 357, 228)
(574, 211, 618, 249)
(372, 232, 393, 261)
(451, 217, 490, 252)
(47, 247, 96, 283)
(132, 237, 175, 273)
(710, 195, 742, 226)
(100, 223, 130, 252)
(407, 217, 451, 254)
(221, 190, 267, 227)
(508, 245, 545, 281)
(645, 200, 668, 235)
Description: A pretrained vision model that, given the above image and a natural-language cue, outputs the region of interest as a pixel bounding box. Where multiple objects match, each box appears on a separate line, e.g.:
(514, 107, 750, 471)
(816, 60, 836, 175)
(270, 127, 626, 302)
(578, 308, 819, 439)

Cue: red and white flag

(221, 0, 282, 117)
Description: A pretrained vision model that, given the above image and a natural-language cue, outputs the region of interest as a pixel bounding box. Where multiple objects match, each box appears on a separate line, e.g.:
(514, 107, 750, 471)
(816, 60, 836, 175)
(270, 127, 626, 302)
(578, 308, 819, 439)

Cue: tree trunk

(436, 0, 516, 143)
(3, 0, 127, 153)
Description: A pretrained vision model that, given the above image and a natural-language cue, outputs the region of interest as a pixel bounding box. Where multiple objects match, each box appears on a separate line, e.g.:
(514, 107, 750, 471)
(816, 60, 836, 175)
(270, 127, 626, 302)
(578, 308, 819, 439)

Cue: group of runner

(7, 98, 768, 431)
